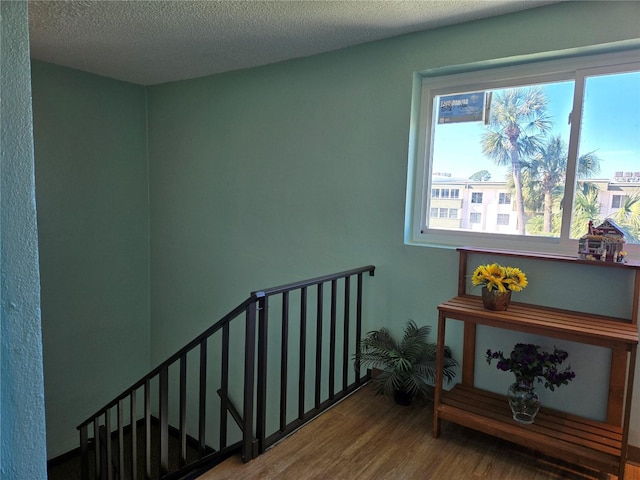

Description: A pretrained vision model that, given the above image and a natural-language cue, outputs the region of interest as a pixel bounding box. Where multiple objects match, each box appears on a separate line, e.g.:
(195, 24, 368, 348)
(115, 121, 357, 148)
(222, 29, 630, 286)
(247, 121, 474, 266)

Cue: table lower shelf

(435, 384, 625, 476)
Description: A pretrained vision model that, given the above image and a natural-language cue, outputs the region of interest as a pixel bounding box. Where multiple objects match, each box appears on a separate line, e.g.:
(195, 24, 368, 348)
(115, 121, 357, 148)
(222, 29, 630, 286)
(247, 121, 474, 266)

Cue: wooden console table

(433, 247, 639, 479)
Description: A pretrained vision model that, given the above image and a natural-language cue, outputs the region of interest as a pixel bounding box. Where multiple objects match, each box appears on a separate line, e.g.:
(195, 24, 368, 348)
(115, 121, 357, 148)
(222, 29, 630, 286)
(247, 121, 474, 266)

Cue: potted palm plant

(355, 320, 458, 405)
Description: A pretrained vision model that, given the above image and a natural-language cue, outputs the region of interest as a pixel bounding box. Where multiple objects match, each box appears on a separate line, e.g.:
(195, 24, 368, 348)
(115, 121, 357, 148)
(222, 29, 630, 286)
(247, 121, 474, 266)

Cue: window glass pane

(612, 195, 622, 208)
(571, 71, 640, 244)
(497, 213, 510, 225)
(498, 193, 511, 205)
(429, 81, 574, 236)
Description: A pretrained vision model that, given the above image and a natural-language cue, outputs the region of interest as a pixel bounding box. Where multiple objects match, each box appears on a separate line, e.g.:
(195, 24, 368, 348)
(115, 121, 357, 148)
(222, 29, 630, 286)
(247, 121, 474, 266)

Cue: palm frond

(355, 320, 459, 403)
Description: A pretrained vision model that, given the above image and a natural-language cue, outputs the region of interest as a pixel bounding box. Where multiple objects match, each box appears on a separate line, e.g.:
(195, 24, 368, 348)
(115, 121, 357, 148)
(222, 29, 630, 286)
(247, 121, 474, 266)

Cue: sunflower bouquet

(471, 263, 528, 293)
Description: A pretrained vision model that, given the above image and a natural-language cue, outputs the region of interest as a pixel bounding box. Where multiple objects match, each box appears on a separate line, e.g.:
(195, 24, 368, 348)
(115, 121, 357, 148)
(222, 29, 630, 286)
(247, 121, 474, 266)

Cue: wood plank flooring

(199, 385, 640, 480)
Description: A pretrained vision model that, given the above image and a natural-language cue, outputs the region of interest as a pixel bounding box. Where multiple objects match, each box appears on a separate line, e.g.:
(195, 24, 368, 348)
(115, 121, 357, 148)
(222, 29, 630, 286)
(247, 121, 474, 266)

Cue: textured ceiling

(28, 0, 559, 86)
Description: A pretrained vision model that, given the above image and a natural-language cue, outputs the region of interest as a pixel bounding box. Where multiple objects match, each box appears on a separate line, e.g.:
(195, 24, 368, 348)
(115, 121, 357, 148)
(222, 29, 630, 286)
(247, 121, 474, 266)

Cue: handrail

(253, 265, 375, 297)
(77, 265, 375, 480)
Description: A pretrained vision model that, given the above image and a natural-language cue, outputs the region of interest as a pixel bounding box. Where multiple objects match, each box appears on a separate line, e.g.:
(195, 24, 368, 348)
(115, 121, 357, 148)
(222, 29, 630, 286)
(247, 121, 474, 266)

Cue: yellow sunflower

(471, 264, 489, 287)
(471, 263, 527, 293)
(485, 263, 507, 292)
(504, 267, 528, 292)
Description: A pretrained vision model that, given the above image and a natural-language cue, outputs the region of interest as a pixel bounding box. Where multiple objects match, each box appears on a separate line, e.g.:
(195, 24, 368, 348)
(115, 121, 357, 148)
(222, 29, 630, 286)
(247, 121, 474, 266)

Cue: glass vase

(507, 378, 540, 424)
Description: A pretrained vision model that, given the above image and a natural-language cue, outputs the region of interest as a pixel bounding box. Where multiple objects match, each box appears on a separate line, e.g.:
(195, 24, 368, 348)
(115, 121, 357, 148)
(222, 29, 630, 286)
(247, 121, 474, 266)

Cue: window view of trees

(425, 64, 640, 246)
(481, 87, 552, 234)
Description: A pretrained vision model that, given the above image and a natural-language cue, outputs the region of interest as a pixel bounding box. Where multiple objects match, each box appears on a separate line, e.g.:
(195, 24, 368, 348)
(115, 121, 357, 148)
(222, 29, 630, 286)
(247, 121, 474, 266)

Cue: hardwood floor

(199, 386, 640, 480)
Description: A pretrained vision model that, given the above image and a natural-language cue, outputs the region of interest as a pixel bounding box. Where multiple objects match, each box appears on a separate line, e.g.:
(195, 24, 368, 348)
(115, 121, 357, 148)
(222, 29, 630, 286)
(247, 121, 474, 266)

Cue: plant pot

(481, 287, 511, 311)
(507, 379, 540, 424)
(393, 389, 412, 406)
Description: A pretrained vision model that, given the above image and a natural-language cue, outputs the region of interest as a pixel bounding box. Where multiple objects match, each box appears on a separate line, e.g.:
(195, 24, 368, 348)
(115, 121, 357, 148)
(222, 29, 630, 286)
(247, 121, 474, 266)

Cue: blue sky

(432, 71, 640, 182)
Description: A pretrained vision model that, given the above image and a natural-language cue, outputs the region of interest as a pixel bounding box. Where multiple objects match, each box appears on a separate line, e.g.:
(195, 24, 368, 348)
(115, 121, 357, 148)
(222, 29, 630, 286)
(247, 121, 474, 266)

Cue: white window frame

(471, 192, 483, 204)
(498, 193, 511, 205)
(405, 48, 640, 259)
(612, 195, 624, 209)
(496, 213, 510, 226)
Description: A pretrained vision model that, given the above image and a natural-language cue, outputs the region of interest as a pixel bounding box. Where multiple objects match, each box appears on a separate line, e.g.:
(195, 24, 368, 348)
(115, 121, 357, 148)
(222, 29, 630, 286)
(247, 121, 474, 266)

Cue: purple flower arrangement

(486, 343, 576, 391)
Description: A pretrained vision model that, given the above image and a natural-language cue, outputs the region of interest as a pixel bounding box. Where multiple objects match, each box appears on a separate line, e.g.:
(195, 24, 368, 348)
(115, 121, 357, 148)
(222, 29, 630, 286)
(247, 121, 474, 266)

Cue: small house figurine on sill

(578, 219, 626, 263)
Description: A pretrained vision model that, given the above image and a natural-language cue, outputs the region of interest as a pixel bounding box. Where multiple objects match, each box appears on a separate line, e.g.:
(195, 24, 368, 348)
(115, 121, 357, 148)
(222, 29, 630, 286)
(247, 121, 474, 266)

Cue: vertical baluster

(329, 279, 337, 399)
(220, 322, 230, 449)
(256, 295, 268, 452)
(343, 276, 351, 390)
(144, 379, 151, 480)
(280, 291, 289, 432)
(179, 354, 187, 467)
(356, 272, 364, 384)
(130, 390, 137, 480)
(94, 417, 102, 480)
(105, 409, 113, 480)
(298, 287, 307, 420)
(315, 283, 323, 408)
(242, 301, 257, 461)
(198, 338, 207, 455)
(117, 399, 125, 479)
(80, 423, 89, 480)
(159, 366, 169, 476)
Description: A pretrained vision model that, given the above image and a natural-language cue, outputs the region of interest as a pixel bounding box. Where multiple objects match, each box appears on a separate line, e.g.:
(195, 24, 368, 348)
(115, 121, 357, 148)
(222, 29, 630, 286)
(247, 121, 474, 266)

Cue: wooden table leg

(433, 311, 446, 438)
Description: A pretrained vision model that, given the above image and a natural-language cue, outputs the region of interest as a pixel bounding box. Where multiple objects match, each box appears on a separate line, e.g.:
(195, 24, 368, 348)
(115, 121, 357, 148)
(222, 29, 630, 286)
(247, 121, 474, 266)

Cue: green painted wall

(1, 1, 48, 477)
(28, 0, 640, 459)
(31, 61, 150, 458)
(146, 1, 640, 445)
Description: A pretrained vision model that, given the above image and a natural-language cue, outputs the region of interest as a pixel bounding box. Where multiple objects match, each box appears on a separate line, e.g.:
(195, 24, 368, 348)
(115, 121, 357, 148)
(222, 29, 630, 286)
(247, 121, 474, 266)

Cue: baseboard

(628, 445, 640, 466)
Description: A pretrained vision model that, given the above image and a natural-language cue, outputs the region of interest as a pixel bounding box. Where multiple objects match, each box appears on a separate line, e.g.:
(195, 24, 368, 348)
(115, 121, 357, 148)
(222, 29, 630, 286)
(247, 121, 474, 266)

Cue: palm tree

(528, 136, 566, 232)
(526, 138, 602, 234)
(611, 193, 640, 243)
(571, 188, 601, 238)
(481, 87, 552, 234)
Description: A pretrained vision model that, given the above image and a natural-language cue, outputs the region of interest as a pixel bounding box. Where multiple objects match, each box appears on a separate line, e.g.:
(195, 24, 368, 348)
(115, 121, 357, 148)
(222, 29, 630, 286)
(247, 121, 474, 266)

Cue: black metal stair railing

(77, 265, 375, 480)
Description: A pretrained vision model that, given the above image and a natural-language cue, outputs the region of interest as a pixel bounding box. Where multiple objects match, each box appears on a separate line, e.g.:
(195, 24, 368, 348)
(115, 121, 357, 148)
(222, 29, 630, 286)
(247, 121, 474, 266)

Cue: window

(432, 188, 461, 199)
(434, 208, 458, 219)
(612, 195, 624, 209)
(497, 214, 510, 226)
(471, 192, 483, 204)
(406, 49, 640, 257)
